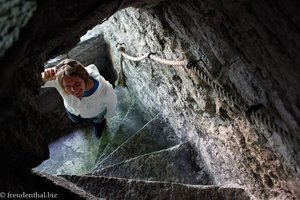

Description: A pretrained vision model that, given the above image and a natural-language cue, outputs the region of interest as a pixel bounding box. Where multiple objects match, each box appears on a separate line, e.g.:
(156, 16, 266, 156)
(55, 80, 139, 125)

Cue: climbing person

(41, 58, 117, 138)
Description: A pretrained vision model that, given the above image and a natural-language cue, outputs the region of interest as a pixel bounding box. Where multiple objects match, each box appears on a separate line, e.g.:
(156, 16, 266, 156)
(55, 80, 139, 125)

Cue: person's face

(62, 75, 86, 98)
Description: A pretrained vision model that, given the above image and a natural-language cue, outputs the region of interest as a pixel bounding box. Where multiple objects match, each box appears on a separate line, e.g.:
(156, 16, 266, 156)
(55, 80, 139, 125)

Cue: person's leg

(93, 119, 106, 138)
(91, 108, 107, 138)
(66, 110, 83, 123)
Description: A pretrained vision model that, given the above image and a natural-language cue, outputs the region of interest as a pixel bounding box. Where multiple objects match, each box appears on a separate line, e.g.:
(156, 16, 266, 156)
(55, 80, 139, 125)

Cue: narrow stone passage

(2, 1, 299, 199)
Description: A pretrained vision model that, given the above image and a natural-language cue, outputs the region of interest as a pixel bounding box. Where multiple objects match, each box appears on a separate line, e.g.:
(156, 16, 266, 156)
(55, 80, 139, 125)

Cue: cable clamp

(147, 52, 158, 59)
(116, 42, 126, 48)
(187, 59, 201, 69)
(116, 42, 126, 52)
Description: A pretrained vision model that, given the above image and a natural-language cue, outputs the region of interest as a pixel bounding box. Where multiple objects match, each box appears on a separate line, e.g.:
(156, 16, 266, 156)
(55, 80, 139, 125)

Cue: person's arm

(41, 66, 57, 83)
(41, 66, 61, 89)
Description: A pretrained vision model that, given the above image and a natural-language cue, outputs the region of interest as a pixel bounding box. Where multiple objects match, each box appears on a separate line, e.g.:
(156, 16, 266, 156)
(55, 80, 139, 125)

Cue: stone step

(92, 142, 213, 185)
(60, 174, 250, 200)
(33, 171, 98, 200)
(34, 128, 101, 175)
(95, 98, 150, 166)
(92, 113, 180, 171)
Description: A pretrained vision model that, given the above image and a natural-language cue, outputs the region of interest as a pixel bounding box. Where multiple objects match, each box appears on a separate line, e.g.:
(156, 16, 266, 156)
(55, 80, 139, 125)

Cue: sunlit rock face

(1, 0, 300, 199)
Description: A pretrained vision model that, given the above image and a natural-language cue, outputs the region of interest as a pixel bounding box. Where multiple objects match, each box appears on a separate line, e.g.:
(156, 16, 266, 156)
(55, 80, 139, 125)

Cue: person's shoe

(94, 119, 106, 138)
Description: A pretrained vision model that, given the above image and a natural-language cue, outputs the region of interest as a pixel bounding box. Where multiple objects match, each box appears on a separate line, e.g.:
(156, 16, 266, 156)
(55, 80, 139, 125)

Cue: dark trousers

(66, 108, 107, 124)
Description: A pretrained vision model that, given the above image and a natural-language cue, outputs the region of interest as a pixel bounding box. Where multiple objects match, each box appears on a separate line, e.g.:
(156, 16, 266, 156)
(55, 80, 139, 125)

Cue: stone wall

(0, 0, 299, 199)
(94, 0, 300, 199)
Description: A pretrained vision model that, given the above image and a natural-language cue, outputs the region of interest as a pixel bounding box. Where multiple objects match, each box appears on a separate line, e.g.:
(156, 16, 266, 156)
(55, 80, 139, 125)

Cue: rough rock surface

(1, 0, 300, 199)
(92, 1, 300, 199)
(92, 142, 213, 185)
(60, 174, 250, 200)
(35, 128, 100, 175)
(33, 171, 98, 200)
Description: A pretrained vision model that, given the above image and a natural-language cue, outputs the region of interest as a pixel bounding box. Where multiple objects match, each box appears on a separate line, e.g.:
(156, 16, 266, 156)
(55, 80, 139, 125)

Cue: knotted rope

(116, 43, 187, 66)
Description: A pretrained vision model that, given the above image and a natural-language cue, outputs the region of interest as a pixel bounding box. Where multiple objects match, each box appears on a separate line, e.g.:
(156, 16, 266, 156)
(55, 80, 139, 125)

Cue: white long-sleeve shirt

(42, 64, 117, 119)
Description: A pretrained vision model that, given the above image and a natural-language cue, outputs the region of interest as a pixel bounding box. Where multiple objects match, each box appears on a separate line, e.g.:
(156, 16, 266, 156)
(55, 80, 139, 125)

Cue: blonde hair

(56, 59, 89, 94)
